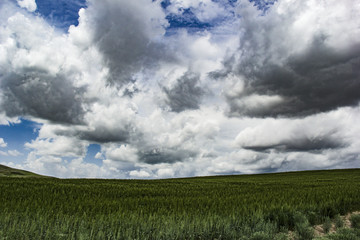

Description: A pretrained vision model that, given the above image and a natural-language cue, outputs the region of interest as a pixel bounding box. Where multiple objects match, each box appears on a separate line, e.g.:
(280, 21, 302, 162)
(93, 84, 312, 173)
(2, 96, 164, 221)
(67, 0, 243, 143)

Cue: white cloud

(0, 138, 7, 148)
(0, 0, 359, 178)
(0, 149, 22, 157)
(16, 0, 36, 12)
(0, 113, 20, 125)
(79, 0, 169, 85)
(105, 145, 139, 163)
(0, 139, 22, 157)
(129, 170, 151, 178)
(0, 150, 7, 156)
(94, 152, 102, 159)
(234, 108, 355, 151)
(0, 6, 88, 124)
(22, 152, 115, 178)
(157, 168, 175, 178)
(25, 137, 87, 158)
(8, 150, 22, 157)
(222, 0, 360, 117)
(228, 94, 284, 117)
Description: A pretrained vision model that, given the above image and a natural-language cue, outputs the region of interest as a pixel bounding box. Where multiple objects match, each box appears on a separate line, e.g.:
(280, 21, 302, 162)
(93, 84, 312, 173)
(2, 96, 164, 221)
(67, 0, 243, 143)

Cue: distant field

(0, 168, 360, 239)
(0, 164, 46, 178)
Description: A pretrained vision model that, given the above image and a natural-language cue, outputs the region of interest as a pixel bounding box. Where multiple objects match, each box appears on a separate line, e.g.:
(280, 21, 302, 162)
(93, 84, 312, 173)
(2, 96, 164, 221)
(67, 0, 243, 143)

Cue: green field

(0, 164, 46, 178)
(0, 168, 360, 239)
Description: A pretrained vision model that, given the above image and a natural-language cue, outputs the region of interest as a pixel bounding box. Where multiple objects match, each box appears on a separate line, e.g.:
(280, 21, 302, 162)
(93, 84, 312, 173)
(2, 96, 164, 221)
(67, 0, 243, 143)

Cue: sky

(0, 0, 359, 178)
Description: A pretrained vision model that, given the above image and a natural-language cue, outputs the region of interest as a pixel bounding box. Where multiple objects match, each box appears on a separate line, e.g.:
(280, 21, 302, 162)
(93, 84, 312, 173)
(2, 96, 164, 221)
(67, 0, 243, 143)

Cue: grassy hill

(0, 164, 47, 178)
(0, 168, 359, 239)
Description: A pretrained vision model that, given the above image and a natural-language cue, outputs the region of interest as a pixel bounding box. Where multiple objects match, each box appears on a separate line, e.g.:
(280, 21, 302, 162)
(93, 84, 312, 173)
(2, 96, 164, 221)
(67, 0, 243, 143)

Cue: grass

(321, 228, 360, 240)
(0, 168, 359, 239)
(334, 214, 343, 229)
(323, 217, 332, 233)
(0, 164, 47, 178)
(350, 214, 360, 229)
(293, 211, 314, 240)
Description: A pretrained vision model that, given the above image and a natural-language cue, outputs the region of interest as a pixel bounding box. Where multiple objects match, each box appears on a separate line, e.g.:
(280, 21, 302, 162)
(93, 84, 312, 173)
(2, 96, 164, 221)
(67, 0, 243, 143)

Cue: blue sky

(0, 0, 359, 178)
(34, 0, 87, 29)
(0, 119, 39, 162)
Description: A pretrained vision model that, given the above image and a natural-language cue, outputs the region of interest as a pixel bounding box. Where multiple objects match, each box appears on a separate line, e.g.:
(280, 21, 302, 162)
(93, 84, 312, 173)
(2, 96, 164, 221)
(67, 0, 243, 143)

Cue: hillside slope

(0, 164, 47, 178)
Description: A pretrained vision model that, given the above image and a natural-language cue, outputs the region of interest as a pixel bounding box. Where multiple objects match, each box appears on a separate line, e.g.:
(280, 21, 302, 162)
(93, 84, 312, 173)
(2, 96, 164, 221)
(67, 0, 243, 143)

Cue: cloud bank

(221, 0, 360, 117)
(0, 0, 359, 178)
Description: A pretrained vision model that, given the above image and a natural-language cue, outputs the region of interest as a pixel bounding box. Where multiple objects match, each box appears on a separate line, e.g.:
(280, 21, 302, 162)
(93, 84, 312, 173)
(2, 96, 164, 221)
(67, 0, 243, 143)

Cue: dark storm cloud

(0, 68, 85, 124)
(163, 72, 205, 112)
(87, 0, 169, 86)
(243, 136, 345, 152)
(138, 147, 197, 164)
(76, 126, 132, 143)
(52, 122, 136, 144)
(226, 40, 360, 117)
(223, 4, 360, 118)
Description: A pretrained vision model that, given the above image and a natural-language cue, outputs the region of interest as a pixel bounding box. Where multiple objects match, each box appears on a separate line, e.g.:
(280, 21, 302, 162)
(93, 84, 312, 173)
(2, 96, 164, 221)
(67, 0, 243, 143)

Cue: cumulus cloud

(105, 144, 139, 163)
(1, 0, 359, 178)
(163, 71, 205, 112)
(133, 108, 221, 164)
(83, 100, 139, 141)
(221, 0, 360, 117)
(0, 149, 22, 157)
(8, 150, 22, 157)
(23, 152, 111, 178)
(231, 106, 360, 172)
(83, 0, 169, 85)
(0, 112, 19, 125)
(94, 152, 102, 159)
(0, 138, 7, 148)
(25, 136, 87, 158)
(1, 70, 85, 124)
(235, 114, 346, 152)
(139, 148, 197, 164)
(157, 168, 175, 178)
(0, 8, 87, 124)
(129, 170, 151, 178)
(16, 0, 36, 12)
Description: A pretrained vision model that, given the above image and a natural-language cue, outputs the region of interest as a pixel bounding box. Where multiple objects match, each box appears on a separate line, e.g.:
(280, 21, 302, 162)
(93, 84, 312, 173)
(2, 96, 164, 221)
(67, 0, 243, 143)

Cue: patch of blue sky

(32, 0, 275, 34)
(0, 118, 41, 164)
(0, 118, 41, 148)
(227, 0, 238, 6)
(165, 8, 213, 34)
(162, 2, 236, 35)
(249, 0, 277, 13)
(84, 143, 102, 165)
(211, 0, 238, 7)
(35, 0, 86, 31)
(220, 0, 277, 10)
(161, 0, 171, 9)
(162, 0, 254, 35)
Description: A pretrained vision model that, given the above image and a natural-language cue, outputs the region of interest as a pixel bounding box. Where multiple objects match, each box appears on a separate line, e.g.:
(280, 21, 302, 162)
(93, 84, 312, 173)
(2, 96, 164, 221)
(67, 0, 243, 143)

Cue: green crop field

(0, 168, 360, 239)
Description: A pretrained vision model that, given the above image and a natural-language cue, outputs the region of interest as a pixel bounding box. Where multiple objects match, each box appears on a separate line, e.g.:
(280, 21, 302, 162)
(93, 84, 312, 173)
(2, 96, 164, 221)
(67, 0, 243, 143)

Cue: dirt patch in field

(314, 223, 336, 237)
(313, 211, 360, 237)
(287, 230, 295, 240)
(345, 211, 360, 228)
